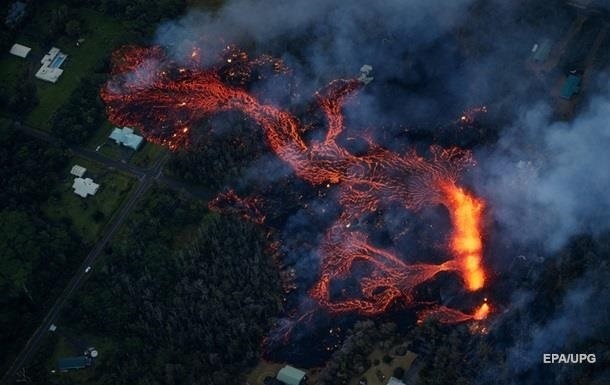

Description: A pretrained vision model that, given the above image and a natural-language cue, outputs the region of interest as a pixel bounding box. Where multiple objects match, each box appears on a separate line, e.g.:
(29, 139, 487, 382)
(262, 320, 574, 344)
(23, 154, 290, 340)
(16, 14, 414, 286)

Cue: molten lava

(101, 45, 490, 323)
(441, 182, 485, 291)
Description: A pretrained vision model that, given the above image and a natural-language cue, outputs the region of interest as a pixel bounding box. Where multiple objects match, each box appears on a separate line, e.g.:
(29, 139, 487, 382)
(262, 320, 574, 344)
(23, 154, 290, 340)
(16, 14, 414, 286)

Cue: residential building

(560, 74, 581, 100)
(9, 43, 30, 58)
(58, 356, 91, 372)
(387, 377, 406, 385)
(276, 365, 306, 385)
(532, 38, 553, 63)
(109, 127, 144, 150)
(72, 177, 99, 198)
(70, 164, 87, 177)
(35, 47, 67, 83)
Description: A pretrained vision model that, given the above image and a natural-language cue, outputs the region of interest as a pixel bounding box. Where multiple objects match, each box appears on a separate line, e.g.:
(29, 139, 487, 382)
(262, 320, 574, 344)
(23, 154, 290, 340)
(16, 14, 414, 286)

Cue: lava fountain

(101, 45, 490, 324)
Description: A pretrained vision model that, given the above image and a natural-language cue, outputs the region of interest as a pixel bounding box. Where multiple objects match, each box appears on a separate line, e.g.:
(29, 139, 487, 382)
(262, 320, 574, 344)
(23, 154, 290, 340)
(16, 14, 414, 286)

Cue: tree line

(26, 186, 283, 385)
(0, 120, 83, 372)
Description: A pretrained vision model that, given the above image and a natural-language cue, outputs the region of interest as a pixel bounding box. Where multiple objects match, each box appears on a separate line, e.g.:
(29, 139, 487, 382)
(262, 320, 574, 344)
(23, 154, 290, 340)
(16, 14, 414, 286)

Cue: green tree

(0, 211, 36, 296)
(65, 19, 83, 37)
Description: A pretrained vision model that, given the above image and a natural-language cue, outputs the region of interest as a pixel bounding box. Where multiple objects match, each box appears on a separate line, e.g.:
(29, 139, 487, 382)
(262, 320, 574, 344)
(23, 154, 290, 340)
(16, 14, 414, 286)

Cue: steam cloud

(477, 90, 610, 252)
(148, 0, 609, 375)
(154, 0, 610, 253)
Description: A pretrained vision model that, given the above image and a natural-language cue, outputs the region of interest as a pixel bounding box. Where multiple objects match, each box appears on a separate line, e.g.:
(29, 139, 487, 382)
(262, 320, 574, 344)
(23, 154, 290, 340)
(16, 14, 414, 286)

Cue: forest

(25, 187, 283, 385)
(0, 120, 83, 373)
(50, 73, 107, 145)
(167, 112, 269, 191)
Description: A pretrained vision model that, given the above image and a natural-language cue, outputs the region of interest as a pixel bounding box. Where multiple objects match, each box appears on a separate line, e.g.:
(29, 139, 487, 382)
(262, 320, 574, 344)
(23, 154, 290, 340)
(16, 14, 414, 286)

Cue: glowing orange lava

(441, 182, 485, 291)
(100, 45, 490, 323)
(472, 302, 491, 321)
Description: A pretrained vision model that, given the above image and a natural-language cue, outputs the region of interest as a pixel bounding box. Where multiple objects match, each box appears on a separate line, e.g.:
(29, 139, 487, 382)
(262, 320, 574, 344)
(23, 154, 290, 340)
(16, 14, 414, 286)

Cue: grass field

(246, 361, 284, 384)
(24, 7, 126, 130)
(43, 156, 135, 244)
(86, 123, 166, 167)
(0, 54, 31, 94)
(42, 331, 116, 382)
(85, 122, 128, 161)
(131, 141, 166, 167)
(352, 343, 417, 385)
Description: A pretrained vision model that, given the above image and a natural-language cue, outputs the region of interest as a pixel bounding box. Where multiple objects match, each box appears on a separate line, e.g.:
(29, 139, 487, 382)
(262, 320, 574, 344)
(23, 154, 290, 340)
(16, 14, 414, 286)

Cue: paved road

(17, 124, 149, 178)
(1, 126, 169, 385)
(17, 124, 205, 197)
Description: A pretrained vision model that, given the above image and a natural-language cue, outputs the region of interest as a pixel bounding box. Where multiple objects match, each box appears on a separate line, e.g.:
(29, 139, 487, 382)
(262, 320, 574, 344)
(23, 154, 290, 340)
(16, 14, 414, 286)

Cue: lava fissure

(101, 45, 490, 324)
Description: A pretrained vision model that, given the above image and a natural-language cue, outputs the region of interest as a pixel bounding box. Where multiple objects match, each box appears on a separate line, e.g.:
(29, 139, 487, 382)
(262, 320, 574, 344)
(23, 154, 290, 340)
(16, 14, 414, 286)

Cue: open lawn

(85, 122, 127, 161)
(131, 141, 166, 167)
(0, 54, 31, 96)
(43, 156, 135, 244)
(246, 360, 285, 384)
(17, 5, 127, 129)
(38, 331, 115, 383)
(86, 123, 166, 167)
(0, 37, 41, 98)
(352, 343, 417, 385)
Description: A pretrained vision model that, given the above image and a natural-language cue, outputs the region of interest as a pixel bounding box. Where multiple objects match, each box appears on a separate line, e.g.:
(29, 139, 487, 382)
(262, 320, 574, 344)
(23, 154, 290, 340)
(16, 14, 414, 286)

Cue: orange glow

(472, 302, 490, 320)
(417, 301, 491, 323)
(442, 183, 485, 291)
(101, 45, 491, 322)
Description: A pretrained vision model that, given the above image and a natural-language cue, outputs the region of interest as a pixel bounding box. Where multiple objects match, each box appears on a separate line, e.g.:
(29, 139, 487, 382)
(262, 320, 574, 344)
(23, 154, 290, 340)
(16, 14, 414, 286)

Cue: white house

(35, 47, 68, 83)
(387, 377, 406, 385)
(70, 165, 87, 177)
(358, 64, 374, 84)
(276, 366, 306, 385)
(109, 127, 144, 150)
(9, 43, 31, 58)
(72, 177, 99, 198)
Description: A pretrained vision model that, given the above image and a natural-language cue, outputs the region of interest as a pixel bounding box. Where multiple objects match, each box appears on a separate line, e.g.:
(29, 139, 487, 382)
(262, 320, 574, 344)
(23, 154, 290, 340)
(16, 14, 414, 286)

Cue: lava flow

(101, 45, 490, 324)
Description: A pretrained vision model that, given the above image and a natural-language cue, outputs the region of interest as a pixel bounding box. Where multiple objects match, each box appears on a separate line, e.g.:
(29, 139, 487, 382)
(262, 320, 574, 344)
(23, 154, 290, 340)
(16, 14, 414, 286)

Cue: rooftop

(276, 365, 306, 385)
(109, 127, 144, 150)
(72, 177, 99, 198)
(387, 377, 406, 385)
(35, 47, 67, 83)
(58, 356, 91, 371)
(532, 39, 552, 63)
(560, 74, 581, 100)
(70, 165, 87, 177)
(9, 43, 30, 58)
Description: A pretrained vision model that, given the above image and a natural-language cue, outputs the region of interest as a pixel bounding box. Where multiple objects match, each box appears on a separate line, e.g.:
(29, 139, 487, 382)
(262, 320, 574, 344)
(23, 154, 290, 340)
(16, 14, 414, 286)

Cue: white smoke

(476, 83, 610, 251)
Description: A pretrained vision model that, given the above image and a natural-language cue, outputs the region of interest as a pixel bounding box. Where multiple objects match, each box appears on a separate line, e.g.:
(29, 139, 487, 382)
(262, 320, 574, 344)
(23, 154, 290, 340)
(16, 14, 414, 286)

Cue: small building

(109, 127, 144, 150)
(70, 164, 87, 177)
(58, 356, 91, 372)
(72, 177, 99, 198)
(560, 74, 581, 100)
(84, 347, 99, 358)
(532, 38, 552, 63)
(9, 43, 31, 58)
(276, 365, 306, 385)
(387, 377, 406, 385)
(35, 47, 67, 83)
(358, 64, 374, 84)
